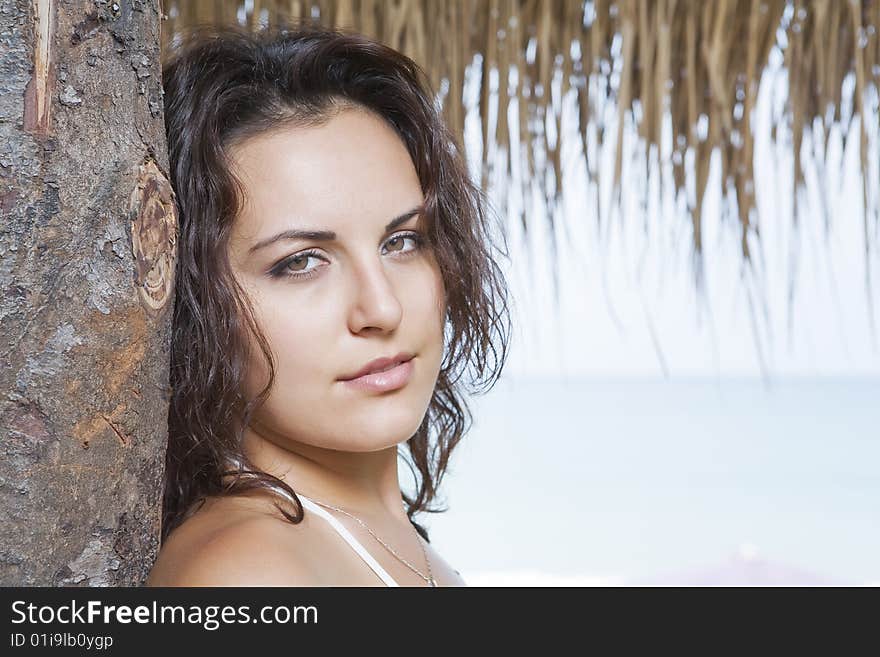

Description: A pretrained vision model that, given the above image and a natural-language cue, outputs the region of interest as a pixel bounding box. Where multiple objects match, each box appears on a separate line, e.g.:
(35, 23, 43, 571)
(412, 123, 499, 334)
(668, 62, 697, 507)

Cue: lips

(339, 352, 415, 381)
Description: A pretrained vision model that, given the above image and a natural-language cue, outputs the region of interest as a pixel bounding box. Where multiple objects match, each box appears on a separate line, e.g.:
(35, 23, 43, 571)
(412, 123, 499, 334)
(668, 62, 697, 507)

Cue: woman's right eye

(269, 250, 326, 280)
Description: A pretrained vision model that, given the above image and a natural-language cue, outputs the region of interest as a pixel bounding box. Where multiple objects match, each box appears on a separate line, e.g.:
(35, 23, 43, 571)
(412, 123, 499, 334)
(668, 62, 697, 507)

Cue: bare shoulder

(146, 494, 324, 587)
(422, 541, 469, 586)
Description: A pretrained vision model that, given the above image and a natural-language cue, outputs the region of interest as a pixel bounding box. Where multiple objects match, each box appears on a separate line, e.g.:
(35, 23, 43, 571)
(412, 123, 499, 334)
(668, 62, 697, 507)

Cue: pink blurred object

(630, 546, 851, 586)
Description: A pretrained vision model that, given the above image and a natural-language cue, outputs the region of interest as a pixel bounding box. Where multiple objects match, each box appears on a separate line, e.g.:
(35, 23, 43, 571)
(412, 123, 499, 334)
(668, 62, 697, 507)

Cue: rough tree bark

(0, 0, 176, 585)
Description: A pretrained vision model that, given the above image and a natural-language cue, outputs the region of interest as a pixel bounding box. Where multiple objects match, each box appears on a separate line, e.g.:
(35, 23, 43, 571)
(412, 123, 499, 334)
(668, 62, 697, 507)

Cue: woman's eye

(383, 232, 424, 255)
(270, 250, 325, 279)
(287, 254, 318, 272)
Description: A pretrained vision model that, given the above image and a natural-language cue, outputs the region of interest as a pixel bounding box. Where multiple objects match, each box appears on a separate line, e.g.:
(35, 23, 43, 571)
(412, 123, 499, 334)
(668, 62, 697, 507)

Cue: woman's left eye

(382, 231, 424, 255)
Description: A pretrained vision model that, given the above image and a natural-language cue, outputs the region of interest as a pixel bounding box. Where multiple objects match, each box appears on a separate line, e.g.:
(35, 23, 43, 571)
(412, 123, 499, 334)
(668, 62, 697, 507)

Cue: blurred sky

(430, 376, 880, 585)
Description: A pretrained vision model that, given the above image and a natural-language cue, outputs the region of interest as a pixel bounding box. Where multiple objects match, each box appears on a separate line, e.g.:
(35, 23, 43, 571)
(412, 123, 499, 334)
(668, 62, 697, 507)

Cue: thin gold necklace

(302, 496, 437, 587)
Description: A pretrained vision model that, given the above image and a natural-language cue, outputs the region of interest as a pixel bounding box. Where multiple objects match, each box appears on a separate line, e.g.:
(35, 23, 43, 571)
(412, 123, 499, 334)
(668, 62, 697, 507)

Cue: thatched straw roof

(159, 1, 880, 296)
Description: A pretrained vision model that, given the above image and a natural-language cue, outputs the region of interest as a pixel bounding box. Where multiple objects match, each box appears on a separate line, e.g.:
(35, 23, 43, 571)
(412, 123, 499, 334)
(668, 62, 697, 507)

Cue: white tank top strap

(296, 494, 401, 587)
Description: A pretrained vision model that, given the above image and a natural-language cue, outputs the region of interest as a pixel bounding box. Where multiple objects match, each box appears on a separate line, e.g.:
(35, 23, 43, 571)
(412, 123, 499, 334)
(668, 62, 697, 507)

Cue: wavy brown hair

(160, 21, 511, 545)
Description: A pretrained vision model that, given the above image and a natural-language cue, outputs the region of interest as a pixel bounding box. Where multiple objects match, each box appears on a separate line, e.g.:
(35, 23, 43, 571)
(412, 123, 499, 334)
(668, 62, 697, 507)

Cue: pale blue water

(422, 376, 880, 584)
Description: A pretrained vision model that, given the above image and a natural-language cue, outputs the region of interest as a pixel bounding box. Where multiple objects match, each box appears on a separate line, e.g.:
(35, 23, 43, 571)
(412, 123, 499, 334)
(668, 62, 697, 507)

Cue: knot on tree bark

(129, 159, 177, 315)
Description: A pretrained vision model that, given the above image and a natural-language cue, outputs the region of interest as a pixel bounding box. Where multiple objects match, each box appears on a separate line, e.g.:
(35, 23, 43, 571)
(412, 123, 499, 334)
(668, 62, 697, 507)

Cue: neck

(239, 422, 410, 524)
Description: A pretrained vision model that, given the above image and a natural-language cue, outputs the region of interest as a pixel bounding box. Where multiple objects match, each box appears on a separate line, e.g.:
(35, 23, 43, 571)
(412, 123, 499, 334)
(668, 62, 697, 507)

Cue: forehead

(227, 107, 423, 242)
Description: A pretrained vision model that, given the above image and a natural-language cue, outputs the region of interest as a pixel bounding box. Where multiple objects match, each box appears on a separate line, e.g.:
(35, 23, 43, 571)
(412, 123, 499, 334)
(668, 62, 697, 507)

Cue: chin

(333, 412, 425, 451)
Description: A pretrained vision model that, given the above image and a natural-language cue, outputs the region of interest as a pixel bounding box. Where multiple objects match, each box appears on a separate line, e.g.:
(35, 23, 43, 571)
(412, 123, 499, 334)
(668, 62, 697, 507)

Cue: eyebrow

(248, 205, 425, 254)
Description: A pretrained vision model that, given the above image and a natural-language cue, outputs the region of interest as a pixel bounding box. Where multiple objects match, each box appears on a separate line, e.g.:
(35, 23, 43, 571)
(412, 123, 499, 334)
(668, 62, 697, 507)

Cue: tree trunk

(0, 0, 175, 586)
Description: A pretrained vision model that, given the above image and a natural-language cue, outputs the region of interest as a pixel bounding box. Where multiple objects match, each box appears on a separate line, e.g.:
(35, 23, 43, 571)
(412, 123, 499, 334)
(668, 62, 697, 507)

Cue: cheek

(420, 256, 447, 330)
(247, 304, 331, 393)
(239, 302, 340, 444)
(398, 262, 446, 364)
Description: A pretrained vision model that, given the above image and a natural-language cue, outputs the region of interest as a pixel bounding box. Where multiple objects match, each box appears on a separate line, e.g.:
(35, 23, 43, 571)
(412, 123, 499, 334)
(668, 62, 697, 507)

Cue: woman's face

(225, 106, 446, 453)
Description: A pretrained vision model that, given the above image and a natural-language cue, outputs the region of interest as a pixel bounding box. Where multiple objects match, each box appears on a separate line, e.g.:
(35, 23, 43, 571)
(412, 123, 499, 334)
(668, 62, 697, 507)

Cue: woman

(147, 22, 510, 587)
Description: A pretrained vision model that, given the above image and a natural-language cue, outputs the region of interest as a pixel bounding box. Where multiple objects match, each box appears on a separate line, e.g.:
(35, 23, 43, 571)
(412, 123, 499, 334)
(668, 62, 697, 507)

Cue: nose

(346, 256, 403, 335)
